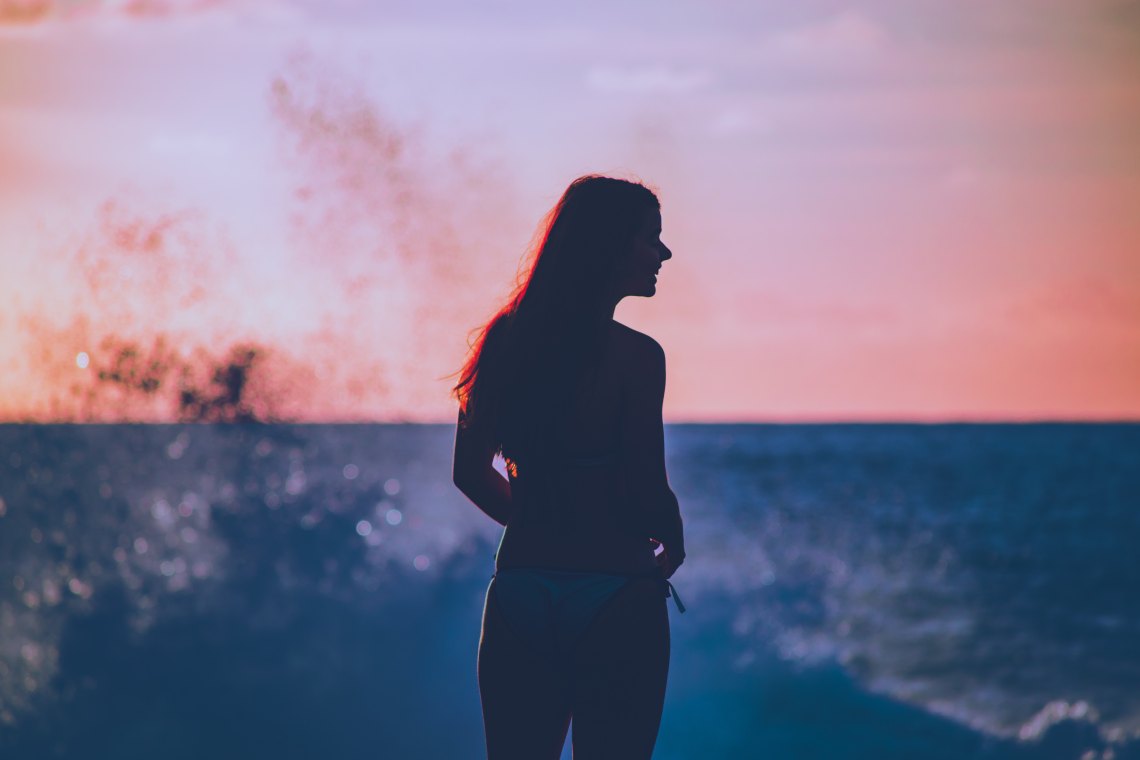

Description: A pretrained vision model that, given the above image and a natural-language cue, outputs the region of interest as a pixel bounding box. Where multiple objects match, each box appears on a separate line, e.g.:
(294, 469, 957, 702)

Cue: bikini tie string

(662, 579, 686, 614)
(627, 567, 687, 614)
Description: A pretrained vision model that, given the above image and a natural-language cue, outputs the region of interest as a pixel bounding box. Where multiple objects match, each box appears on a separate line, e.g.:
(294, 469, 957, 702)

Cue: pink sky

(1, 0, 1138, 422)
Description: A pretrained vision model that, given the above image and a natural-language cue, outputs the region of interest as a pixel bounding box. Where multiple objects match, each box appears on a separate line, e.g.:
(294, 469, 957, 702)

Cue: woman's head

(518, 175, 664, 320)
(451, 174, 667, 458)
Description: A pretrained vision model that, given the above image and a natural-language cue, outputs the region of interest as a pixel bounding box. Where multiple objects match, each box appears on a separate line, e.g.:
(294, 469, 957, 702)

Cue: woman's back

(493, 319, 662, 574)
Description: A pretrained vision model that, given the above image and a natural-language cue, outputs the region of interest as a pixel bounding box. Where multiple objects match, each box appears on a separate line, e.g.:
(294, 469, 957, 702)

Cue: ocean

(0, 423, 1137, 759)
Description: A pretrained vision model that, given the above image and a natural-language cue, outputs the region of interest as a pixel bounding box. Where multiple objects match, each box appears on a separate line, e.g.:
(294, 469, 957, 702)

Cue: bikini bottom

(489, 566, 686, 664)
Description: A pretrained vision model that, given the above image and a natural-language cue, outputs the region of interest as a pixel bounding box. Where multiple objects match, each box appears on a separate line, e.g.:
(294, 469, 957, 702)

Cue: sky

(1, 0, 1138, 422)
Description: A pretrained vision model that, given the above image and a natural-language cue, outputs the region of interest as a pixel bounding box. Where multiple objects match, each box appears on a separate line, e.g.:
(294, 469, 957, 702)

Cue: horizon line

(2, 417, 1138, 426)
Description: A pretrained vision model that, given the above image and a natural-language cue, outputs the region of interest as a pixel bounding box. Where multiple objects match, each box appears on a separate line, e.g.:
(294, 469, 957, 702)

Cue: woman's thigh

(477, 578, 572, 760)
(570, 578, 670, 760)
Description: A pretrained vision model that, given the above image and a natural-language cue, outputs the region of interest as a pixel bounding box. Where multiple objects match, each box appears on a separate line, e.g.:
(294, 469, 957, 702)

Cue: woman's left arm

(452, 408, 513, 526)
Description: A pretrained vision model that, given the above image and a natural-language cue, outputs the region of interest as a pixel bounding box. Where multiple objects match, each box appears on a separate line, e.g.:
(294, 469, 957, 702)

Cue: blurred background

(1, 1, 1138, 758)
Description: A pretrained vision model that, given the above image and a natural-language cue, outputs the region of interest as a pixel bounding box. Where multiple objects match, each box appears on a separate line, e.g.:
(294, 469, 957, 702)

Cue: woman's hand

(652, 539, 685, 579)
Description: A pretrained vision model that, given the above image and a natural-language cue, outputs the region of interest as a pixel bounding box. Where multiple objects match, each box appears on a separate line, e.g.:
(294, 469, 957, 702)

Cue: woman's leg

(478, 578, 572, 760)
(570, 577, 670, 759)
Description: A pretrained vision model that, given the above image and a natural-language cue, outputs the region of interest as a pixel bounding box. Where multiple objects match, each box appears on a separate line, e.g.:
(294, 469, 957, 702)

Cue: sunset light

(2, 1, 1136, 422)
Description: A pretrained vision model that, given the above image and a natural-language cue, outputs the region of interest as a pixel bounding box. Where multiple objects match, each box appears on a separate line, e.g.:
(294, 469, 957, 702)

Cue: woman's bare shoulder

(608, 321, 665, 376)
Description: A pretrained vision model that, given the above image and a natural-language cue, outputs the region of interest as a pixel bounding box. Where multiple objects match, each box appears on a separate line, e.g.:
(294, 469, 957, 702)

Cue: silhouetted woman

(451, 175, 686, 759)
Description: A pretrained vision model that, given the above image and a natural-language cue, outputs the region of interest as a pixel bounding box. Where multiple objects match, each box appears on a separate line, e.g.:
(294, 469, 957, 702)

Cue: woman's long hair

(451, 175, 660, 481)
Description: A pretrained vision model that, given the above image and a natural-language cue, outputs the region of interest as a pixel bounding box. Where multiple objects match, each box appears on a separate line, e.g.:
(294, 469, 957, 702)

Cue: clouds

(0, 0, 302, 30)
(586, 64, 714, 94)
(765, 10, 888, 64)
(0, 0, 51, 25)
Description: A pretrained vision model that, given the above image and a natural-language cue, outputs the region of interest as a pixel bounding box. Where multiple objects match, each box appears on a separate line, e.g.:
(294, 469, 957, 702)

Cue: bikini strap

(662, 579, 686, 614)
(491, 565, 686, 614)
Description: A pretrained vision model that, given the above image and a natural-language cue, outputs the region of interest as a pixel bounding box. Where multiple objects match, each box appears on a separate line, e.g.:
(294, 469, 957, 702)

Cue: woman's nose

(659, 242, 673, 261)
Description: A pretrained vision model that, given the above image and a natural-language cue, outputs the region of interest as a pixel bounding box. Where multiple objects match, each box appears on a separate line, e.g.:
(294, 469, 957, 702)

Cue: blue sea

(0, 423, 1137, 759)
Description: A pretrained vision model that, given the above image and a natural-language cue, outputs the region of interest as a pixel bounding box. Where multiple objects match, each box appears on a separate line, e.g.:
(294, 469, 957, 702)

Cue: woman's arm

(453, 407, 513, 526)
(620, 336, 686, 569)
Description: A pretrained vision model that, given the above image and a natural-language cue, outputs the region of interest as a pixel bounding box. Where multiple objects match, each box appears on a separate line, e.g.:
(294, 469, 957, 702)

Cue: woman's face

(619, 207, 672, 298)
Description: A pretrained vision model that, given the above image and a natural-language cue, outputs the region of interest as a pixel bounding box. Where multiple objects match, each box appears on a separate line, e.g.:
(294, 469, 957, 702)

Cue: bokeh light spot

(67, 578, 93, 599)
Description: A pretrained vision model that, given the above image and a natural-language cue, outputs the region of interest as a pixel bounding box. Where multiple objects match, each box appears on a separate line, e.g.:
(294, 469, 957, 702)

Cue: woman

(451, 174, 686, 759)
